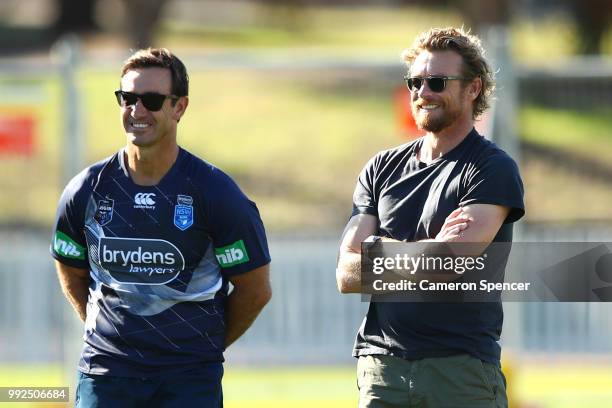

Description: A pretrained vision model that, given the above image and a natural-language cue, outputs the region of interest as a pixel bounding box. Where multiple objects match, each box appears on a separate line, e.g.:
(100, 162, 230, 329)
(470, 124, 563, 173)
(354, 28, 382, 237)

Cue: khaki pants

(357, 354, 507, 408)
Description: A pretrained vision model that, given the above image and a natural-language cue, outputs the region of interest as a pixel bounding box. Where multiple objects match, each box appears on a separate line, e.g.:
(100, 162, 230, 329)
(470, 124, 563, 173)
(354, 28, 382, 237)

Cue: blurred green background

(1, 1, 611, 408)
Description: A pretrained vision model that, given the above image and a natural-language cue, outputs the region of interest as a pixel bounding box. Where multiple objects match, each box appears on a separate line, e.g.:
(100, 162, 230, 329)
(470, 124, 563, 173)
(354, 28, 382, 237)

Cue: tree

(53, 0, 98, 37)
(121, 0, 169, 48)
(52, 0, 168, 48)
(568, 0, 611, 55)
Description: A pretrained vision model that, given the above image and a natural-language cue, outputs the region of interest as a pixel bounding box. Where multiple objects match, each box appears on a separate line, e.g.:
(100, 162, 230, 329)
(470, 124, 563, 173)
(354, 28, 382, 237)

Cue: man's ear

(173, 96, 189, 123)
(467, 77, 482, 102)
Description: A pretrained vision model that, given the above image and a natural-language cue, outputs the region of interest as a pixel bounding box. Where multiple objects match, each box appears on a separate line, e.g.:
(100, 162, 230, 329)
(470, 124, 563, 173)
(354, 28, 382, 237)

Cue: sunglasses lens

(115, 91, 168, 111)
(405, 77, 448, 93)
(116, 91, 139, 107)
(428, 77, 446, 92)
(407, 78, 423, 92)
(140, 94, 166, 111)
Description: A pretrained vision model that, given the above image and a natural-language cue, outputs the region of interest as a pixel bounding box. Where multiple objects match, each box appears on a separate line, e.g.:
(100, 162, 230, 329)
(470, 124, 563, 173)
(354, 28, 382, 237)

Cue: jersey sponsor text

(215, 240, 250, 268)
(99, 237, 185, 284)
(53, 231, 85, 260)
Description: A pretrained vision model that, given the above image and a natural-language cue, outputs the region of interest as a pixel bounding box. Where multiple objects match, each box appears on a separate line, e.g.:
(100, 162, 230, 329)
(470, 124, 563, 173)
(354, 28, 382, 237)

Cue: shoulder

(363, 139, 420, 171)
(63, 153, 118, 199)
(464, 133, 520, 173)
(176, 148, 247, 199)
(375, 139, 419, 162)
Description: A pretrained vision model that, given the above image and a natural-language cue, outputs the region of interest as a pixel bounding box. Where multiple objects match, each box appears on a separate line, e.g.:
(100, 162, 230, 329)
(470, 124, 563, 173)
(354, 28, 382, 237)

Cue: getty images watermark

(361, 242, 612, 302)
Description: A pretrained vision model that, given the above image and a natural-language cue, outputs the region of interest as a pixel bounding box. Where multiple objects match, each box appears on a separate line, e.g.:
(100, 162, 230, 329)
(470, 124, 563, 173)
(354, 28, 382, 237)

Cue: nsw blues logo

(174, 194, 194, 231)
(94, 198, 114, 226)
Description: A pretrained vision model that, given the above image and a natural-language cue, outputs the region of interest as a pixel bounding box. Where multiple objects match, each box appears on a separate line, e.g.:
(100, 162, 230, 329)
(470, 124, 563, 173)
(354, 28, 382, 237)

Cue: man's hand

(55, 261, 90, 322)
(435, 207, 473, 242)
(436, 204, 510, 258)
(225, 264, 271, 348)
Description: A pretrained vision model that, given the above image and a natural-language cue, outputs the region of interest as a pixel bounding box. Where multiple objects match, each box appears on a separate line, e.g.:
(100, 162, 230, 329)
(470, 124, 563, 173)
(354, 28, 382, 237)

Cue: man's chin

(415, 111, 458, 133)
(417, 119, 449, 134)
(126, 133, 154, 148)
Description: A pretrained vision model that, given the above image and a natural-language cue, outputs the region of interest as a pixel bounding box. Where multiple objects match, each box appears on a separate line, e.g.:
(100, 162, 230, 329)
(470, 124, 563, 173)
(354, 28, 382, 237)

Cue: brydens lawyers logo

(99, 237, 185, 285)
(215, 240, 250, 268)
(134, 192, 156, 209)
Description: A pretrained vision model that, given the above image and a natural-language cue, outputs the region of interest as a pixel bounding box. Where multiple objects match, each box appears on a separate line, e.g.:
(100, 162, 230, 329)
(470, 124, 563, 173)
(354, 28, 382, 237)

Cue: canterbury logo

(135, 193, 156, 206)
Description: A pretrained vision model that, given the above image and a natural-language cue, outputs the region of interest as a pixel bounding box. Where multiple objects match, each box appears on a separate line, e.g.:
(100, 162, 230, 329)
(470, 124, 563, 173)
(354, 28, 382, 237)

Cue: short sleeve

(459, 153, 525, 224)
(50, 173, 90, 269)
(352, 155, 379, 218)
(208, 172, 271, 276)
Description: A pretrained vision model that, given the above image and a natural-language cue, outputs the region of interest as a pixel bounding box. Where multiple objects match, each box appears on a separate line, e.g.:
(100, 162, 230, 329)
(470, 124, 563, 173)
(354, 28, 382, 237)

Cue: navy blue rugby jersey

(50, 147, 271, 377)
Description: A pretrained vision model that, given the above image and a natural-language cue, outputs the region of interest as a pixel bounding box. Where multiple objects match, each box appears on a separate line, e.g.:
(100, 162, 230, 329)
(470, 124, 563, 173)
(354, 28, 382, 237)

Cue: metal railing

(2, 228, 612, 366)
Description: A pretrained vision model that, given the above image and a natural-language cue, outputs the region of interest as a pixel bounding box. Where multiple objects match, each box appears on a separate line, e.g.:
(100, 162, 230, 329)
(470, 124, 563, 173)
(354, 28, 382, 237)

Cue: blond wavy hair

(402, 27, 495, 119)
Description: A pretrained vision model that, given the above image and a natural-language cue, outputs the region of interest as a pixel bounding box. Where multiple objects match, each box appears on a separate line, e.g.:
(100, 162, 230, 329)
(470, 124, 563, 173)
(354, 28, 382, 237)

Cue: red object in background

(0, 114, 35, 155)
(394, 86, 422, 140)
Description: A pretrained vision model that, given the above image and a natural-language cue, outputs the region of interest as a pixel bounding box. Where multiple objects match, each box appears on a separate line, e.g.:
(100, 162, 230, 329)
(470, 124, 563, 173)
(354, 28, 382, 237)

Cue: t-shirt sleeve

(50, 173, 90, 269)
(459, 152, 525, 224)
(351, 155, 379, 218)
(208, 172, 271, 277)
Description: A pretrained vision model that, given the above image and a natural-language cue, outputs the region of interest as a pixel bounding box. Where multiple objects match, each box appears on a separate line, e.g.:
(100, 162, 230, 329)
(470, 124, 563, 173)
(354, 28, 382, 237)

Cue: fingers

(434, 207, 473, 242)
(438, 224, 466, 242)
(446, 223, 468, 236)
(446, 207, 463, 220)
(441, 209, 473, 231)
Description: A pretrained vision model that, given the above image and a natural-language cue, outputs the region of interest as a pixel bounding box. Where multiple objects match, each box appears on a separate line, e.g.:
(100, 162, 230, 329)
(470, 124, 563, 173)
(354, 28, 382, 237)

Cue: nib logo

(53, 231, 85, 260)
(215, 240, 250, 268)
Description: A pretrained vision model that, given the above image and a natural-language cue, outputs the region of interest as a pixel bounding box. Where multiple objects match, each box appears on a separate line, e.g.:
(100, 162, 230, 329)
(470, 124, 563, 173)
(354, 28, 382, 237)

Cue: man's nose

(131, 99, 148, 116)
(417, 81, 435, 98)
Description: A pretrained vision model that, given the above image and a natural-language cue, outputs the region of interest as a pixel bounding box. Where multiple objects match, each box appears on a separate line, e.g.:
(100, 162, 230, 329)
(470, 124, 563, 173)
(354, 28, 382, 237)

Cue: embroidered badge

(174, 195, 194, 231)
(94, 198, 114, 226)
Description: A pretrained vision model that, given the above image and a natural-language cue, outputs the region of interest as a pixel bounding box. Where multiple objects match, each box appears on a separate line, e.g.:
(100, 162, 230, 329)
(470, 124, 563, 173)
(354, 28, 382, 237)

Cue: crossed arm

(335, 204, 510, 294)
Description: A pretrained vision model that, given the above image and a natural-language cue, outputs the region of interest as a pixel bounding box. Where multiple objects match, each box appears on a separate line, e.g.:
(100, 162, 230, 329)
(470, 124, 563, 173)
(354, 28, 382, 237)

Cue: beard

(412, 103, 463, 133)
(412, 88, 466, 133)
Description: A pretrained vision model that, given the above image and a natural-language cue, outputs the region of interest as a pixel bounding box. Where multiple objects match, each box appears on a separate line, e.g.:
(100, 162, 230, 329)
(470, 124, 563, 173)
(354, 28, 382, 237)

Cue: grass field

(4, 67, 612, 229)
(520, 105, 612, 168)
(1, 5, 611, 229)
(2, 362, 612, 408)
(157, 5, 612, 61)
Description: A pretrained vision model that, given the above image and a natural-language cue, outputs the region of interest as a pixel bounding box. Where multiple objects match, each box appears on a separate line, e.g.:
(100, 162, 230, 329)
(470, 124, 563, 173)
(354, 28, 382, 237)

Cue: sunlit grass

(519, 105, 612, 168)
(1, 5, 611, 228)
(3, 363, 612, 408)
(158, 5, 612, 61)
(76, 67, 400, 231)
(1, 66, 611, 229)
(160, 5, 462, 53)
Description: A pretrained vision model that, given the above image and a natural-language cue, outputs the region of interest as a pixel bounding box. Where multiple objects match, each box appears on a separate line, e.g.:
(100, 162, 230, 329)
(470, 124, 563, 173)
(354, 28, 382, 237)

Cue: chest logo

(134, 192, 156, 209)
(94, 198, 114, 226)
(174, 194, 194, 231)
(99, 237, 185, 285)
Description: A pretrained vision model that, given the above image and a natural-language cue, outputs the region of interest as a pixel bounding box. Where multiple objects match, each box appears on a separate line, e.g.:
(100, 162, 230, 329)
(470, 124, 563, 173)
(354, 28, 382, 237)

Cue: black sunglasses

(114, 90, 178, 112)
(403, 75, 469, 93)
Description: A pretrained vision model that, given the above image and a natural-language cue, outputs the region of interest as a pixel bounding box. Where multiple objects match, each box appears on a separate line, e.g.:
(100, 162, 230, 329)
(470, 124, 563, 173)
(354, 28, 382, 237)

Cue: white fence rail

(1, 227, 612, 366)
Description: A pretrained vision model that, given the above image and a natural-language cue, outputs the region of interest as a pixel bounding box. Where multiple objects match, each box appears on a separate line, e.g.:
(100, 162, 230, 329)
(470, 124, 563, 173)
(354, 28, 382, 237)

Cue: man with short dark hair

(336, 28, 524, 407)
(51, 48, 271, 407)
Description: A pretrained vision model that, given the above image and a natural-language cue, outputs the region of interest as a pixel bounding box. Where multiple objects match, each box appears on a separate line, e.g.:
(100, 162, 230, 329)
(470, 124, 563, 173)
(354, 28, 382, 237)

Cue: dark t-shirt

(351, 128, 524, 364)
(51, 147, 271, 377)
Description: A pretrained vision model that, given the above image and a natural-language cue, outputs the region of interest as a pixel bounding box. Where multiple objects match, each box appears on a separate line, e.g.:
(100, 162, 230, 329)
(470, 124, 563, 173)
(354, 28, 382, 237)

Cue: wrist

(363, 235, 383, 261)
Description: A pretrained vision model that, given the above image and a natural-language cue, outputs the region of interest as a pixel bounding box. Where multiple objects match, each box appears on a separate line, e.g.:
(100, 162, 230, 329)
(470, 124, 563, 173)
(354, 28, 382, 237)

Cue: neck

(125, 142, 179, 186)
(419, 117, 474, 163)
